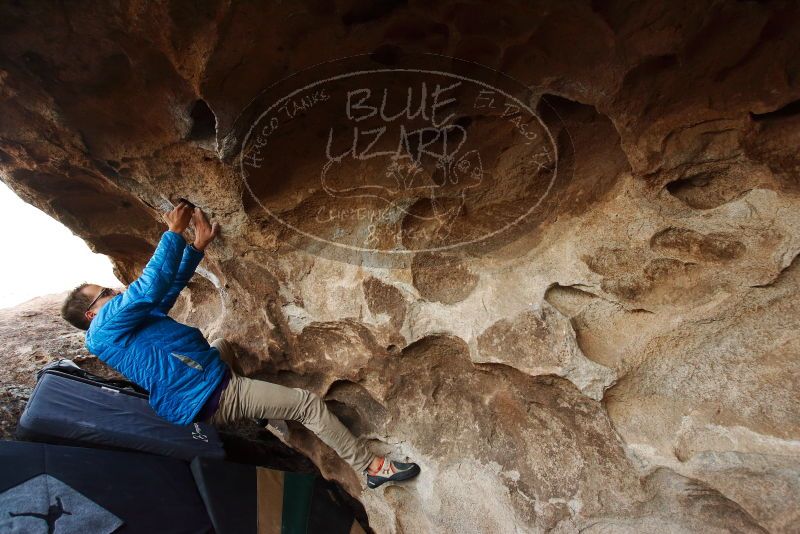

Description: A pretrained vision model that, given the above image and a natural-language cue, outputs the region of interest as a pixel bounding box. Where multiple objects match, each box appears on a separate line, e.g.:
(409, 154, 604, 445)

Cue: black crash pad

(0, 440, 213, 533)
(16, 367, 225, 461)
(190, 456, 366, 534)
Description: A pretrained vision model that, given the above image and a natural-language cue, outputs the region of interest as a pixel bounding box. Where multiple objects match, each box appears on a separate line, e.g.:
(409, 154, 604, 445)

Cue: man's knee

(210, 338, 236, 365)
(295, 389, 326, 426)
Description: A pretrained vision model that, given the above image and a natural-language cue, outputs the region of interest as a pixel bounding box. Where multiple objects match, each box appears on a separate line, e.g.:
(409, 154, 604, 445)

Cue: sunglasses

(86, 287, 117, 312)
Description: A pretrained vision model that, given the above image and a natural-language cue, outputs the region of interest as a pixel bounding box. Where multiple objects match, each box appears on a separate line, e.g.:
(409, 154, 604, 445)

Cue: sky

(0, 180, 121, 309)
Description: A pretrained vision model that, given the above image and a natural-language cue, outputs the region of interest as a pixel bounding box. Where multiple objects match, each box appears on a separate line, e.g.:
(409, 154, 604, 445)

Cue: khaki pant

(208, 339, 374, 473)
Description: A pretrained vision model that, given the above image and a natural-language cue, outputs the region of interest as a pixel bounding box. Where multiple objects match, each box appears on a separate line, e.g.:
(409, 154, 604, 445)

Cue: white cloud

(0, 180, 121, 309)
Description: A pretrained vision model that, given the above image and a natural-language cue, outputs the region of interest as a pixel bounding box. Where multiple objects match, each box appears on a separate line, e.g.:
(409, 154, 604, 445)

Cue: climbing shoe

(366, 457, 421, 489)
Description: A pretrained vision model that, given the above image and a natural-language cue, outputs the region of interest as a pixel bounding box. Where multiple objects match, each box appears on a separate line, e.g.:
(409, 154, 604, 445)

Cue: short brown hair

(61, 283, 91, 330)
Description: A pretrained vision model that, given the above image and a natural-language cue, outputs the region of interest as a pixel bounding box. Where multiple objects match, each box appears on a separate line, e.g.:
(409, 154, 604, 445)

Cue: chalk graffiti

(238, 54, 561, 256)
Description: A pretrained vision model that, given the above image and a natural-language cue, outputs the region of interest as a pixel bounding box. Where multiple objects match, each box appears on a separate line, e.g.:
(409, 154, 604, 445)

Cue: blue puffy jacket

(85, 230, 227, 425)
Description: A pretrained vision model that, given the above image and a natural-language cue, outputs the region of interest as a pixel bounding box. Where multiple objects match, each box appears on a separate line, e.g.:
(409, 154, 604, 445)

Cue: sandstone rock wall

(0, 1, 798, 532)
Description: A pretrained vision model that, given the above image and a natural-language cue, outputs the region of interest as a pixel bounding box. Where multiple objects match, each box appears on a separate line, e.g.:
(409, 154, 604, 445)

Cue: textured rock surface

(1, 1, 799, 532)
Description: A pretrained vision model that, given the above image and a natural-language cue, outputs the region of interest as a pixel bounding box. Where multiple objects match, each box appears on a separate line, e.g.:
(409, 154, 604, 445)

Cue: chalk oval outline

(238, 55, 561, 255)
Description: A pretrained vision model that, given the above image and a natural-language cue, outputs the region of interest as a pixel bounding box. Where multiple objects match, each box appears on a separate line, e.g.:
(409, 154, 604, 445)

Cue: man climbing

(60, 200, 419, 489)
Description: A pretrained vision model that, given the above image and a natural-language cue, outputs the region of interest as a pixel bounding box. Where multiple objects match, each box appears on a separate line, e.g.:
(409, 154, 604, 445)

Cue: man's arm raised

(155, 207, 219, 315)
(95, 201, 194, 333)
